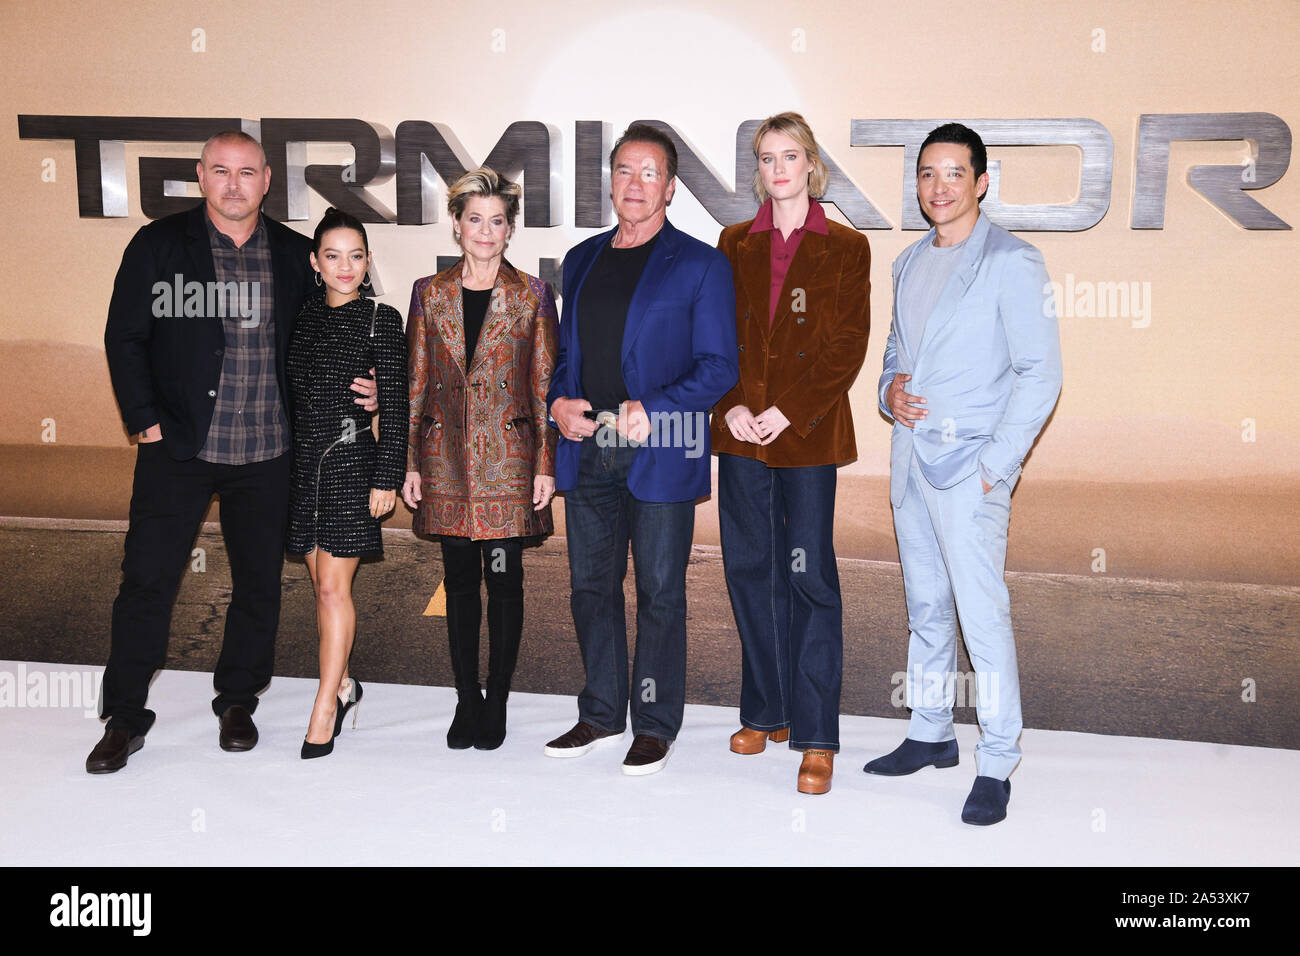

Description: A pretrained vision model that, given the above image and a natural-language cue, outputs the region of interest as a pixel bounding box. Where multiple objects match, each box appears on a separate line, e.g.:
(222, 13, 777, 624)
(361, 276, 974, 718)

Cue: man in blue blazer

(865, 124, 1062, 824)
(544, 124, 738, 775)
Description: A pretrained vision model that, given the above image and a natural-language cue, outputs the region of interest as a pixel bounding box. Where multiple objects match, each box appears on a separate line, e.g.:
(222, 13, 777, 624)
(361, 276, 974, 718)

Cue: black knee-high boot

(474, 596, 523, 750)
(445, 591, 484, 750)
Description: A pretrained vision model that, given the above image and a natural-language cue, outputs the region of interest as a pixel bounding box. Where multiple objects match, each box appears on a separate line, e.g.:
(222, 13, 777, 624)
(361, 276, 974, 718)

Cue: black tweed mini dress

(286, 294, 408, 557)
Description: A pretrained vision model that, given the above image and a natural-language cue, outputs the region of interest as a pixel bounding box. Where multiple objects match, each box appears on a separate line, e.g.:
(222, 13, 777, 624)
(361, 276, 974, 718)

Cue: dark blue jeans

(718, 453, 842, 751)
(564, 437, 694, 741)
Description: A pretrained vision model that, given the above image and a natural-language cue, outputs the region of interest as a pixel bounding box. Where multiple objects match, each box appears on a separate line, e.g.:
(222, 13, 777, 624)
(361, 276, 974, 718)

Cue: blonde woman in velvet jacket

(712, 112, 871, 795)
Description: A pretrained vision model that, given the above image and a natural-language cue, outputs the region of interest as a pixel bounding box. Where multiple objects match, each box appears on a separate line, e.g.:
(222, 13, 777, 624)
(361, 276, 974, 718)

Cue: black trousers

(438, 536, 524, 599)
(102, 443, 291, 736)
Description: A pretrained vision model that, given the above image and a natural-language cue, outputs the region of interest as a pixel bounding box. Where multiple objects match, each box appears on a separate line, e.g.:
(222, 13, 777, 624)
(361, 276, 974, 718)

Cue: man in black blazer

(89, 130, 375, 773)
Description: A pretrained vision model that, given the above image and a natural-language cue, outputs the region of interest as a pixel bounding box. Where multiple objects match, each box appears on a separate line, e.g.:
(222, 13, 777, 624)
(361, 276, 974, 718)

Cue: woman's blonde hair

(751, 112, 829, 203)
(446, 167, 523, 229)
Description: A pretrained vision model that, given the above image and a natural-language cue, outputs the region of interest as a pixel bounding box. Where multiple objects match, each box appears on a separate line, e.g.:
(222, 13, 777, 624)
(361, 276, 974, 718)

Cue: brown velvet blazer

(711, 215, 871, 467)
(406, 259, 557, 541)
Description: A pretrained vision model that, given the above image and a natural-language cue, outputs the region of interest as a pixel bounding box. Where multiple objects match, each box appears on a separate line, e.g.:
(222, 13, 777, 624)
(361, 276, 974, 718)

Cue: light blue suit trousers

(893, 452, 1021, 779)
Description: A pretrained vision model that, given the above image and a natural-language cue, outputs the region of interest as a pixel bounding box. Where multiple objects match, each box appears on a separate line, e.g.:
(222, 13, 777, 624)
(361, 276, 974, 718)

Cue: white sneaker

(543, 722, 626, 758)
(621, 735, 673, 775)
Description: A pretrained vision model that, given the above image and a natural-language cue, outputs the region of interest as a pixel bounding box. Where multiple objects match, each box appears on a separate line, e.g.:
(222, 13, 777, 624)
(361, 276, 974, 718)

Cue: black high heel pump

(334, 678, 364, 738)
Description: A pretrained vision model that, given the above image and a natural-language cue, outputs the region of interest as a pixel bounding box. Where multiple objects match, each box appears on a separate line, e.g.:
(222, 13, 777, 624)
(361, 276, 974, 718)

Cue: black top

(462, 286, 492, 370)
(284, 295, 409, 557)
(578, 234, 658, 409)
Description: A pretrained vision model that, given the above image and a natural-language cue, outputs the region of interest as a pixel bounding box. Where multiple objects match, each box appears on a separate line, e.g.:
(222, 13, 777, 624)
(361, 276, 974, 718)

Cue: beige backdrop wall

(3, 0, 1298, 584)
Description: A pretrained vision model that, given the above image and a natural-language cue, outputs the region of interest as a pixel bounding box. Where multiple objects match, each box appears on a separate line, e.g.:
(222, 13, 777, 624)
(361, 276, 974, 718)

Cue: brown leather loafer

(797, 749, 834, 794)
(622, 734, 672, 776)
(729, 726, 790, 754)
(218, 705, 259, 752)
(86, 727, 144, 774)
(543, 721, 625, 758)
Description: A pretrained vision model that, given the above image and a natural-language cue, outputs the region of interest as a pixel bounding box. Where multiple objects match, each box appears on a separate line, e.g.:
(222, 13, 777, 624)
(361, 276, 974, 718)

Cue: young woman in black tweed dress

(286, 208, 407, 758)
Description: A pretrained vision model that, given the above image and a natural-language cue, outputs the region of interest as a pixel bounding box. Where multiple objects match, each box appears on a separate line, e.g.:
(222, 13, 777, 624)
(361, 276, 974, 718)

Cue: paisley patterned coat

(406, 259, 557, 541)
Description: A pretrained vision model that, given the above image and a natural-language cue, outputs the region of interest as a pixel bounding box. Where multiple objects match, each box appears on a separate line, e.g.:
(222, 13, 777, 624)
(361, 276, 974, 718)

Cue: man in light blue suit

(543, 124, 738, 775)
(865, 124, 1061, 824)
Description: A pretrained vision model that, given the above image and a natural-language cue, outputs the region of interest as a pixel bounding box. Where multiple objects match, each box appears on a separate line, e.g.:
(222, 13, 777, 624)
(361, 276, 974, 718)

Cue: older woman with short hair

(402, 168, 558, 751)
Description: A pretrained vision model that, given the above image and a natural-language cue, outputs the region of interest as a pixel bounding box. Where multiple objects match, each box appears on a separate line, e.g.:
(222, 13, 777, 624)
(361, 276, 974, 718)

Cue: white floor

(2, 660, 1297, 866)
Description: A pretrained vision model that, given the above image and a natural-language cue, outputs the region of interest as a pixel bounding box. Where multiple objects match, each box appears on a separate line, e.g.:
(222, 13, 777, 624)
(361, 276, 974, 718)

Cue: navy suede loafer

(961, 775, 1011, 825)
(863, 737, 959, 776)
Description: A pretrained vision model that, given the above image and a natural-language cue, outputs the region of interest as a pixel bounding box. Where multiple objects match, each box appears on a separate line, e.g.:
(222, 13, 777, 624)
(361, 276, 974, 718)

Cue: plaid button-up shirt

(198, 212, 290, 464)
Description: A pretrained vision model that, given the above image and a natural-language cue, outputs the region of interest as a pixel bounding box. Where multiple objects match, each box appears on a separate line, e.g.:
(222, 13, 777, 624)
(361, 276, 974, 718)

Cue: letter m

(209, 281, 239, 318)
(1095, 281, 1129, 318)
(101, 893, 130, 926)
(49, 671, 80, 708)
(949, 671, 979, 708)
(395, 121, 562, 227)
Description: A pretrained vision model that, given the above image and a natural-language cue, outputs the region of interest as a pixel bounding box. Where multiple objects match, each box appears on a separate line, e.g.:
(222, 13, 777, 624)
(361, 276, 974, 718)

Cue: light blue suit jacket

(548, 220, 738, 502)
(879, 213, 1062, 508)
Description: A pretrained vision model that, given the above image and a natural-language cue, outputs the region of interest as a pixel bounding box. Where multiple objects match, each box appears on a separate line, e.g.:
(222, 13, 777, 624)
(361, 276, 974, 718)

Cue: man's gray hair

(200, 130, 267, 169)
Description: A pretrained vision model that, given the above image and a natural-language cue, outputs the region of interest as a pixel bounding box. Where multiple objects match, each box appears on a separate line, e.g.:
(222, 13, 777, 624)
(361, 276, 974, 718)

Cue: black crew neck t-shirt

(461, 286, 492, 370)
(578, 234, 659, 409)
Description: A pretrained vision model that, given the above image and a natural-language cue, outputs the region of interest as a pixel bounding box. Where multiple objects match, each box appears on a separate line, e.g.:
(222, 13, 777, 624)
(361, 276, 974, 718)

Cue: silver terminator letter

(575, 120, 613, 228)
(139, 156, 203, 220)
(851, 118, 1115, 231)
(261, 118, 396, 223)
(395, 120, 562, 227)
(633, 120, 890, 229)
(1132, 112, 1291, 230)
(16, 115, 242, 218)
(632, 119, 758, 225)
